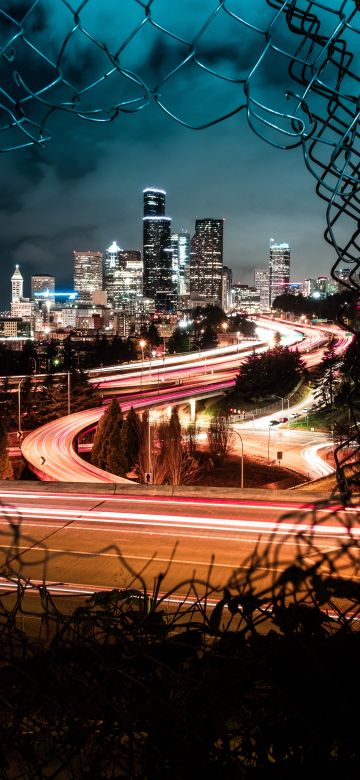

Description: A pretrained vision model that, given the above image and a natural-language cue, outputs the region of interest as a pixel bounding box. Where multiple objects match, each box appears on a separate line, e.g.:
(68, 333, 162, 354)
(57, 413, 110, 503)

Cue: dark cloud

(0, 3, 345, 309)
(2, 1, 47, 33)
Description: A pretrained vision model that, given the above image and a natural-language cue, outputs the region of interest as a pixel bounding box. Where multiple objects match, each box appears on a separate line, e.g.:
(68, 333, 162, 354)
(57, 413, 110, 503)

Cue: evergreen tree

(0, 421, 13, 480)
(200, 324, 218, 350)
(148, 323, 161, 348)
(168, 327, 188, 354)
(122, 407, 141, 469)
(235, 346, 306, 401)
(45, 339, 59, 372)
(313, 338, 339, 408)
(92, 399, 128, 476)
(63, 335, 76, 370)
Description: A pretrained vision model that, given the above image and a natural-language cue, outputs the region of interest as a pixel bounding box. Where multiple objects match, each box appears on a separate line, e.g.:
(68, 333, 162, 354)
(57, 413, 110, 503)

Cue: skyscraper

(142, 188, 175, 311)
(104, 241, 122, 307)
(269, 239, 290, 306)
(171, 232, 190, 297)
(11, 264, 23, 303)
(190, 218, 224, 304)
(104, 242, 143, 311)
(73, 250, 103, 302)
(254, 269, 270, 310)
(31, 274, 55, 304)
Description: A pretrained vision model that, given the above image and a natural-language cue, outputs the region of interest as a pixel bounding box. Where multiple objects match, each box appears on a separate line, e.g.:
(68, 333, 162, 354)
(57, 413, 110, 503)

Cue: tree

(92, 399, 128, 477)
(235, 346, 306, 401)
(0, 421, 13, 480)
(63, 335, 76, 370)
(168, 327, 188, 354)
(313, 339, 339, 409)
(200, 324, 218, 350)
(148, 323, 161, 348)
(229, 315, 256, 338)
(122, 407, 141, 470)
(208, 413, 232, 459)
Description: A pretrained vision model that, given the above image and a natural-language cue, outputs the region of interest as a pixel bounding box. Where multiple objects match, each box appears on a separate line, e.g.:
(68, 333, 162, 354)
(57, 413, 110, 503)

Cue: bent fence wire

(0, 3, 360, 773)
(0, 0, 359, 492)
(0, 495, 360, 774)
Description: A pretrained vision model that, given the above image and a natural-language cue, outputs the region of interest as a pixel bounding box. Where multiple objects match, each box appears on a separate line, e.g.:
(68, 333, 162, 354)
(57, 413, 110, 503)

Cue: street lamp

(17, 377, 27, 437)
(229, 428, 244, 488)
(67, 371, 71, 415)
(275, 395, 284, 413)
(139, 339, 146, 387)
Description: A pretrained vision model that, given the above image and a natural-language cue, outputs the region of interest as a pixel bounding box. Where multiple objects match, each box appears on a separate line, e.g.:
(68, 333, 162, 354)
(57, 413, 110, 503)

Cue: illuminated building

(254, 269, 270, 309)
(31, 274, 55, 303)
(73, 250, 103, 302)
(190, 218, 224, 305)
(171, 232, 190, 296)
(143, 188, 175, 311)
(269, 239, 290, 306)
(104, 242, 143, 312)
(222, 266, 233, 311)
(0, 317, 31, 339)
(232, 285, 260, 313)
(302, 278, 317, 297)
(11, 265, 23, 303)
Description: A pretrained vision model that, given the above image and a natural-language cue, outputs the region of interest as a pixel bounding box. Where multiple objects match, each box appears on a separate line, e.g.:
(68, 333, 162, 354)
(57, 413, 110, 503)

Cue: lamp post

(229, 428, 244, 488)
(148, 411, 151, 477)
(275, 395, 284, 413)
(267, 423, 275, 461)
(139, 339, 146, 387)
(67, 371, 71, 415)
(17, 377, 27, 436)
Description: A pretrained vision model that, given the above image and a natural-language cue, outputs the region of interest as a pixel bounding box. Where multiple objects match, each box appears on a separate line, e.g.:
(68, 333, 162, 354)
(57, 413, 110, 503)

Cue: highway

(20, 321, 351, 483)
(0, 486, 357, 600)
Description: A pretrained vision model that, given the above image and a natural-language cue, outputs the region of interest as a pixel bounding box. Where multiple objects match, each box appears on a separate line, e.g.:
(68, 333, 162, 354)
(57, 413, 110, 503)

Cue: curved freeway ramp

(21, 406, 131, 483)
(21, 380, 233, 482)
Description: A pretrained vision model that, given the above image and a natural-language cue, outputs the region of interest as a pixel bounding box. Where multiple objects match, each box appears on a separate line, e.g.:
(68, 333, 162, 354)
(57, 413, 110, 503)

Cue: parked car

(269, 419, 280, 426)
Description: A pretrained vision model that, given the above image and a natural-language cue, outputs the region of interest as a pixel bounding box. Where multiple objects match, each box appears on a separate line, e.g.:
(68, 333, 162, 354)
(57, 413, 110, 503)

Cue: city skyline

(0, 4, 342, 310)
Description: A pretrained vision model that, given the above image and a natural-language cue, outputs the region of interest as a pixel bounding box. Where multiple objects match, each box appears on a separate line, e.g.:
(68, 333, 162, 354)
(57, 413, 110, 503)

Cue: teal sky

(0, 0, 356, 305)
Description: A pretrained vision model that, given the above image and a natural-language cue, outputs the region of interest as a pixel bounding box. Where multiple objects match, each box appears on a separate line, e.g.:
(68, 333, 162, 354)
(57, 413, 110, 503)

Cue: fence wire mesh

(1, 4, 360, 773)
(0, 490, 360, 776)
(1, 0, 359, 493)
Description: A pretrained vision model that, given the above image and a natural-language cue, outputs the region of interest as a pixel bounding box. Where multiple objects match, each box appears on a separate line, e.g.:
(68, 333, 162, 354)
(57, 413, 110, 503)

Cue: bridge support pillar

(166, 405, 172, 419)
(189, 397, 196, 422)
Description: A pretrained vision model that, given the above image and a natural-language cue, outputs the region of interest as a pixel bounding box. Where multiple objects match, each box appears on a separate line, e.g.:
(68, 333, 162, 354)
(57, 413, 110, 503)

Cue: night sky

(0, 0, 344, 309)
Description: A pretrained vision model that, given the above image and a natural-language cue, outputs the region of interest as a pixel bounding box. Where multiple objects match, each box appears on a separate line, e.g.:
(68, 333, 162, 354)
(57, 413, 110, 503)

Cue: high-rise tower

(142, 188, 175, 311)
(31, 274, 55, 304)
(269, 240, 290, 306)
(171, 232, 190, 297)
(73, 250, 103, 302)
(104, 241, 143, 311)
(190, 218, 224, 304)
(11, 265, 24, 303)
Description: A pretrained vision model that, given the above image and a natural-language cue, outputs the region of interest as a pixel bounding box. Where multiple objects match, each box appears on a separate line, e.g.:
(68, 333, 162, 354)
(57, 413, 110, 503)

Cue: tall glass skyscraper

(73, 250, 103, 302)
(190, 218, 224, 304)
(269, 240, 290, 306)
(142, 188, 176, 311)
(171, 232, 190, 297)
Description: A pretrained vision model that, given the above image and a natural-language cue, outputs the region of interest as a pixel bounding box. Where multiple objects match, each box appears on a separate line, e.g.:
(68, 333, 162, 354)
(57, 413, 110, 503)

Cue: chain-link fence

(0, 490, 360, 776)
(1, 6, 360, 773)
(1, 0, 359, 492)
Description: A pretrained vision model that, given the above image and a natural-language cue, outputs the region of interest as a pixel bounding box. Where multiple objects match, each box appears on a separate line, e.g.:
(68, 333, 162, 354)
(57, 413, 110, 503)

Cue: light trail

(19, 321, 351, 483)
(301, 442, 335, 477)
(1, 487, 357, 514)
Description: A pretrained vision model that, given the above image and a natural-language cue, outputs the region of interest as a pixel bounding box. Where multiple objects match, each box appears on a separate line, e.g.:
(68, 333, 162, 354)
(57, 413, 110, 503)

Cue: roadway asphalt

(0, 486, 356, 599)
